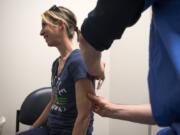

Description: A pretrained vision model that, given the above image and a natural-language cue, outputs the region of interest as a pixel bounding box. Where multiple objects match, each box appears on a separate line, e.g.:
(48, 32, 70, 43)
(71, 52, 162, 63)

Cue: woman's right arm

(32, 95, 55, 128)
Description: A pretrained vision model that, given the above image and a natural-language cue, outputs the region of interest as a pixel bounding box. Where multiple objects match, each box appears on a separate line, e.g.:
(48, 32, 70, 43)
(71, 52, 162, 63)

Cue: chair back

(16, 87, 51, 132)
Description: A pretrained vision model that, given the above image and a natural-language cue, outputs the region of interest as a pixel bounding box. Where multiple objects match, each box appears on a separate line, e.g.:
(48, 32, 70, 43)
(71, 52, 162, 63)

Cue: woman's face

(40, 19, 62, 47)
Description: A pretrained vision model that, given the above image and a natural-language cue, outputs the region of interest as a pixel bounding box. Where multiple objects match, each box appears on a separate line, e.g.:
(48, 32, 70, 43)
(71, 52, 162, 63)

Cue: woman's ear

(58, 20, 65, 30)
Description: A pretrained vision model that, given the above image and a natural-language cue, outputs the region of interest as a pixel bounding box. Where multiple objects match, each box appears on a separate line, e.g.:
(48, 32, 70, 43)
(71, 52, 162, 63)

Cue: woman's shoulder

(68, 49, 83, 63)
(66, 49, 87, 71)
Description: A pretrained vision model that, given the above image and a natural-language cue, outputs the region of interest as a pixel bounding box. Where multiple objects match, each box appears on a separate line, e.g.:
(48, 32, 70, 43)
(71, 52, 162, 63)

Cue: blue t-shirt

(47, 49, 94, 135)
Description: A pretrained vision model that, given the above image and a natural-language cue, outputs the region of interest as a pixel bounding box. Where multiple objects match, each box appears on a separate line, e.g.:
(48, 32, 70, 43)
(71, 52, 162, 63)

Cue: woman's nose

(40, 29, 44, 36)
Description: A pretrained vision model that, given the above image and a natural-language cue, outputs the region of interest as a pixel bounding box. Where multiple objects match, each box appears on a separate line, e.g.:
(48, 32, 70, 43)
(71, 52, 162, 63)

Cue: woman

(19, 5, 95, 135)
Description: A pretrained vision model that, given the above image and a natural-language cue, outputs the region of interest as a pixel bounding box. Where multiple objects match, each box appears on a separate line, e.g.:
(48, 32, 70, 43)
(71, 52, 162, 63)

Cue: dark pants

(157, 123, 180, 135)
(17, 127, 92, 135)
(157, 128, 176, 135)
(16, 127, 49, 135)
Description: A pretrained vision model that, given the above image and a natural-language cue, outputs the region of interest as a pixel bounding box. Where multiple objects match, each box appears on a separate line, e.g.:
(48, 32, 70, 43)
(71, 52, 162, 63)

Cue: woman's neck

(60, 49, 73, 61)
(57, 39, 73, 60)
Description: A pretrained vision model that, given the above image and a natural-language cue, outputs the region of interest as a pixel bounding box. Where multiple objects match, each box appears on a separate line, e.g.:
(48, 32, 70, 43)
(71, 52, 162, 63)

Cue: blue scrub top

(145, 0, 180, 127)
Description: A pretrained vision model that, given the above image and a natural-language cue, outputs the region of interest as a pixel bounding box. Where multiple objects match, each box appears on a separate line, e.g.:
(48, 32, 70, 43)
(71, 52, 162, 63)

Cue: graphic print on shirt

(51, 75, 68, 113)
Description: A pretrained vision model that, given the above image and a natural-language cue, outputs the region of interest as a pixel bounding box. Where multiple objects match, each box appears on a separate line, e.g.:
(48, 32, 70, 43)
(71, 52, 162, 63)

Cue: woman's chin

(47, 42, 54, 47)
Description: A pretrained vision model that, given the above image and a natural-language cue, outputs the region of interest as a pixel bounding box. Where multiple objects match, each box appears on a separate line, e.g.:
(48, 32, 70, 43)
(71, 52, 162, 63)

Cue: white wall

(0, 0, 109, 135)
(109, 9, 154, 135)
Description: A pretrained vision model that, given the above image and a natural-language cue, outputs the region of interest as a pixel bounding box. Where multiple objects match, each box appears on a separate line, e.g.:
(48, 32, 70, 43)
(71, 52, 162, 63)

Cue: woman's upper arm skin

(75, 79, 95, 116)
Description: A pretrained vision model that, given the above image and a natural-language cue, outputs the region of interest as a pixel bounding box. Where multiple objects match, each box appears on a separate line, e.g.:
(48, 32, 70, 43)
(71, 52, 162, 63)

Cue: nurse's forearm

(79, 35, 102, 75)
(112, 104, 156, 124)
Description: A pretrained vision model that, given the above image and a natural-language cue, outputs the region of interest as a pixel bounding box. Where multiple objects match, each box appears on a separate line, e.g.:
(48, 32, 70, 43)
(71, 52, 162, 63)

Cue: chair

(16, 87, 52, 132)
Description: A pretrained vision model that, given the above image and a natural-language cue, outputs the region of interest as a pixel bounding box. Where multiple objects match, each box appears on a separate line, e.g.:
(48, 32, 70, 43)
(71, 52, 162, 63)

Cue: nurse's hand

(88, 94, 117, 118)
